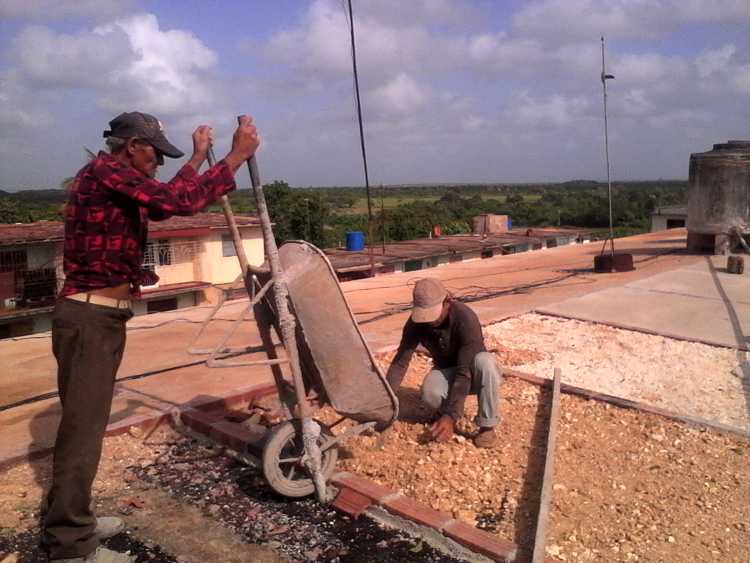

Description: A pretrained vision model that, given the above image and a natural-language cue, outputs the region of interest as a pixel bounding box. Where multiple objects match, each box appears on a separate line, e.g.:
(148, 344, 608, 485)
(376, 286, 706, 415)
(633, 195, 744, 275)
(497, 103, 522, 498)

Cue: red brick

(330, 472, 393, 503)
(381, 494, 453, 531)
(331, 487, 372, 519)
(443, 520, 518, 562)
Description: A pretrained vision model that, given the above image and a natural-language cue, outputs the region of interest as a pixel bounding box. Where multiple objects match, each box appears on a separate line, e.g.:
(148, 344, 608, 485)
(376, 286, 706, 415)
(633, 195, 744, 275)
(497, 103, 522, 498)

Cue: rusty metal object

(727, 255, 745, 275)
(593, 252, 634, 273)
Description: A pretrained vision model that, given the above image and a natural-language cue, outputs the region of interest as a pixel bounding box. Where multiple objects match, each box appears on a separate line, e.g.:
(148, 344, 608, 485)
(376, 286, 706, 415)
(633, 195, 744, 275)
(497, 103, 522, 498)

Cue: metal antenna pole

(600, 36, 616, 259)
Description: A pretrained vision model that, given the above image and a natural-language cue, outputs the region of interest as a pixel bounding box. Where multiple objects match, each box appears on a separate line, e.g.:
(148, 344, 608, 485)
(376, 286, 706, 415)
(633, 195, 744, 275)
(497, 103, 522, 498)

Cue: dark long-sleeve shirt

(61, 151, 236, 297)
(386, 300, 486, 420)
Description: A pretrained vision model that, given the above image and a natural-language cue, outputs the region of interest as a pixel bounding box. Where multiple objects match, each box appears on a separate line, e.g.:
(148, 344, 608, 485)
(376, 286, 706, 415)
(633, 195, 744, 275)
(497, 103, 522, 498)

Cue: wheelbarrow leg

(253, 298, 295, 418)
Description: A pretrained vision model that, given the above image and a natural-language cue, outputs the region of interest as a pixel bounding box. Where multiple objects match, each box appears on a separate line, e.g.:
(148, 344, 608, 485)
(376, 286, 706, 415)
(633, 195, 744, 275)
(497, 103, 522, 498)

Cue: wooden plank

(532, 367, 562, 563)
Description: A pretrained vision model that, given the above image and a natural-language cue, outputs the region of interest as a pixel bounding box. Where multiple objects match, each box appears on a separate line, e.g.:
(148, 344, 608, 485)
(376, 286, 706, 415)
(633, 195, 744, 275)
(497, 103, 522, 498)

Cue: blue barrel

(346, 231, 365, 251)
(508, 217, 513, 230)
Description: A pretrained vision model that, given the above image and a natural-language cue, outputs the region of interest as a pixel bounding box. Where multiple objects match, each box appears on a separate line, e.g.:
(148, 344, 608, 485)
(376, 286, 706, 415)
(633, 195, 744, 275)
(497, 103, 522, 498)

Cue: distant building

(325, 224, 591, 281)
(650, 205, 686, 232)
(0, 214, 263, 339)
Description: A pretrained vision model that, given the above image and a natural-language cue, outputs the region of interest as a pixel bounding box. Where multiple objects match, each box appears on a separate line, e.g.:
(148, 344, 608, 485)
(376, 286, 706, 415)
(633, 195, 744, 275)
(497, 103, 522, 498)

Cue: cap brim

(150, 132, 184, 159)
(411, 302, 443, 323)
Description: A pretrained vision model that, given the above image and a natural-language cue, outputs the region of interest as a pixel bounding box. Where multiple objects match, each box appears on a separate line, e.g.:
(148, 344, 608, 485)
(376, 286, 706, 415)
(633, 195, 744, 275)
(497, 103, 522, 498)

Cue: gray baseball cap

(103, 112, 184, 158)
(411, 278, 448, 323)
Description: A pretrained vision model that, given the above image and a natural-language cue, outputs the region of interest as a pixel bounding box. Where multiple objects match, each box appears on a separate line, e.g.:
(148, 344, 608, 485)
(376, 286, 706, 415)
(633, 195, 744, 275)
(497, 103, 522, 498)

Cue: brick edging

(330, 472, 518, 562)
(179, 409, 520, 562)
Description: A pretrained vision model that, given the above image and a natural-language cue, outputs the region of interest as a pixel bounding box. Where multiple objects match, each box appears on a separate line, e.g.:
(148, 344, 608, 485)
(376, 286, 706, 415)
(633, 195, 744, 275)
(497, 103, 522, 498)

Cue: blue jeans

(420, 351, 501, 428)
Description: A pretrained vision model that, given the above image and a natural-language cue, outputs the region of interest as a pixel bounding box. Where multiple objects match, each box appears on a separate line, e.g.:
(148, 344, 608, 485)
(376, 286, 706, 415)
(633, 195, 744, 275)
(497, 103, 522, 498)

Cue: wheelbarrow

(190, 133, 398, 502)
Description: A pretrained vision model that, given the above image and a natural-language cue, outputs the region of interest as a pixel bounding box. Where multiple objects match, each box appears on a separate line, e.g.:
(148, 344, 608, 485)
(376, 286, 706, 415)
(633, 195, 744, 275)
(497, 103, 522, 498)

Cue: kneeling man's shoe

(93, 516, 125, 541)
(474, 427, 497, 448)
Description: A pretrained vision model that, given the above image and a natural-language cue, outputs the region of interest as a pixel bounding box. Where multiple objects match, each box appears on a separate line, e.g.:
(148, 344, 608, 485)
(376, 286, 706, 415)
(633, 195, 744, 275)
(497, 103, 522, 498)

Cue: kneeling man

(386, 278, 501, 448)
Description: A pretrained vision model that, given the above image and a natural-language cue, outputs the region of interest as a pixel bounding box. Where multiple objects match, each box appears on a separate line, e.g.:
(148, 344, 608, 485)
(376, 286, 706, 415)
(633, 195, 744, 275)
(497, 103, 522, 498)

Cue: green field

(345, 193, 540, 214)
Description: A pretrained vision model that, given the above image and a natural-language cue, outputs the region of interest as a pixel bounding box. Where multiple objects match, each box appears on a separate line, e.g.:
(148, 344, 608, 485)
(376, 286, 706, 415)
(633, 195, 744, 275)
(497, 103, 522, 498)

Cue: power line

(345, 0, 376, 277)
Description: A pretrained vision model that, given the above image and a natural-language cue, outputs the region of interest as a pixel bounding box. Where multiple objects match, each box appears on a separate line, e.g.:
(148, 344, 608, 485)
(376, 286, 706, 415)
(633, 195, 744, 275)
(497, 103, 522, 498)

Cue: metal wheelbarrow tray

(278, 241, 397, 426)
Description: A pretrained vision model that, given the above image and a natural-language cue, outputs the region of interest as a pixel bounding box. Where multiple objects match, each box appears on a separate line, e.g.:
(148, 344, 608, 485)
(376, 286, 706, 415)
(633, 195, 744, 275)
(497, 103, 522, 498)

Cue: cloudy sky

(1, 0, 749, 190)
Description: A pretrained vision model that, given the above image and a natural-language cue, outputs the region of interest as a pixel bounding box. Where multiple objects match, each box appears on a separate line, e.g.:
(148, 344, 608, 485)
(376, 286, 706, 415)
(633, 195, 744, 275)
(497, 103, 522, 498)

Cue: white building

(0, 214, 264, 338)
(650, 205, 687, 232)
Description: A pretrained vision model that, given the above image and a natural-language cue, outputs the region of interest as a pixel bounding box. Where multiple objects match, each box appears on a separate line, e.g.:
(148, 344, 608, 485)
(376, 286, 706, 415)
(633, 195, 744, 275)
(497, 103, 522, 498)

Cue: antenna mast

(600, 36, 616, 259)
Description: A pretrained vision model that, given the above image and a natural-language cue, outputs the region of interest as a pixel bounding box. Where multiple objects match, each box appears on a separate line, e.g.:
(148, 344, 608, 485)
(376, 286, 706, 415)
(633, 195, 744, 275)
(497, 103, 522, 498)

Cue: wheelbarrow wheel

(262, 419, 338, 498)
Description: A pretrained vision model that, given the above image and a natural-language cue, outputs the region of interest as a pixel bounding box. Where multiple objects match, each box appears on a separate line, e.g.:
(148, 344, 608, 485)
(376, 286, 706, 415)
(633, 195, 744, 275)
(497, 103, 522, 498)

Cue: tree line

(0, 180, 687, 248)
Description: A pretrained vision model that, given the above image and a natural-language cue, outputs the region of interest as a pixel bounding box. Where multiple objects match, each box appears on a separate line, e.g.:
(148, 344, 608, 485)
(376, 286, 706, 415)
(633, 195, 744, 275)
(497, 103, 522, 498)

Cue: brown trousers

(42, 298, 132, 559)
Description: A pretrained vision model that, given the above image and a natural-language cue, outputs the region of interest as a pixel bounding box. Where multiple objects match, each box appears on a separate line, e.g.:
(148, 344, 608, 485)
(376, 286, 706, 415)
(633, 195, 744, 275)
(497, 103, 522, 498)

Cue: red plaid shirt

(61, 151, 236, 297)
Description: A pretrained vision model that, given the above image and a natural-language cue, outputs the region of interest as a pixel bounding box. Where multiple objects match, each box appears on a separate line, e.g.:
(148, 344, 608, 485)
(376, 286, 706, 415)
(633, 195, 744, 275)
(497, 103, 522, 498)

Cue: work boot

(474, 427, 497, 449)
(93, 516, 126, 541)
(54, 546, 135, 563)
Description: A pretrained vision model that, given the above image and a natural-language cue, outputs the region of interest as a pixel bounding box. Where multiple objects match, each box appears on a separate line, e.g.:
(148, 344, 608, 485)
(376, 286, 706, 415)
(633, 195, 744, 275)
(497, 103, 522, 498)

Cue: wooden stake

(532, 367, 562, 563)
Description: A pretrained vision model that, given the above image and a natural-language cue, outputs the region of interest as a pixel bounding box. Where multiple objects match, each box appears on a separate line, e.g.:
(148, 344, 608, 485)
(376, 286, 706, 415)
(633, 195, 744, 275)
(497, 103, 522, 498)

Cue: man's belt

(66, 292, 132, 309)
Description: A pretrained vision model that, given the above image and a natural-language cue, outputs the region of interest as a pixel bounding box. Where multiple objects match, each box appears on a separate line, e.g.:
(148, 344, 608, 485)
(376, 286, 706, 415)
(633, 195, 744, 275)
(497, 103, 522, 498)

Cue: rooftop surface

(1, 228, 748, 467)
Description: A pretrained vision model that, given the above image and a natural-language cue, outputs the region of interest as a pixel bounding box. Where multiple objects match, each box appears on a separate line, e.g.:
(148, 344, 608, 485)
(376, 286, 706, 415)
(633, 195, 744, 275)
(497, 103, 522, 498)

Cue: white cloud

(468, 34, 545, 70)
(369, 73, 429, 116)
(514, 0, 667, 41)
(14, 25, 131, 88)
(614, 53, 687, 84)
(95, 14, 218, 115)
(267, 1, 351, 78)
(353, 0, 482, 29)
(514, 0, 750, 42)
(0, 70, 51, 131)
(696, 45, 736, 78)
(676, 0, 750, 23)
(461, 114, 484, 132)
(0, 0, 131, 20)
(12, 13, 219, 116)
(505, 92, 590, 128)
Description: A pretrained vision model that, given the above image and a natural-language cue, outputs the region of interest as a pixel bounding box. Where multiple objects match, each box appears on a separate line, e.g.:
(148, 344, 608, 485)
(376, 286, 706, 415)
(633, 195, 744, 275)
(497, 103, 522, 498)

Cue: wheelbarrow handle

(237, 116, 262, 189)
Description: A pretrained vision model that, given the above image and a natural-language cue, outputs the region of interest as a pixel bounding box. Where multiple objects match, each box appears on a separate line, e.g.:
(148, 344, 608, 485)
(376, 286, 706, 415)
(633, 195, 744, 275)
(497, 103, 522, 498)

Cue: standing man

(43, 112, 260, 562)
(386, 278, 502, 448)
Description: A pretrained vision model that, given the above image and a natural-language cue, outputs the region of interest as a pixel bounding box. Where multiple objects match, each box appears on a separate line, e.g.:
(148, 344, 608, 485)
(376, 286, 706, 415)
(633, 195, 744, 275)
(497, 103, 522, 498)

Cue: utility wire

(345, 0, 376, 277)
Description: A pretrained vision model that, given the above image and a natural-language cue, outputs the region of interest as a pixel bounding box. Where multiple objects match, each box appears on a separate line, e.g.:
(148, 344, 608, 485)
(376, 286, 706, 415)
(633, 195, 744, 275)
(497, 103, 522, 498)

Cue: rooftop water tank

(687, 140, 750, 254)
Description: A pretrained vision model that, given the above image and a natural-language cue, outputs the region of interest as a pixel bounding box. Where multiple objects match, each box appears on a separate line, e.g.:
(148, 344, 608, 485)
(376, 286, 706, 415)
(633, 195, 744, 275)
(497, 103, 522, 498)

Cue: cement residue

(485, 313, 749, 432)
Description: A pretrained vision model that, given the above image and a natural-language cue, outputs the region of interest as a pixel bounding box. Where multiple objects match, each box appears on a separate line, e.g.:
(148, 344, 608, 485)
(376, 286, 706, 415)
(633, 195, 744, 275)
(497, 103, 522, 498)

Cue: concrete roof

(0, 213, 261, 247)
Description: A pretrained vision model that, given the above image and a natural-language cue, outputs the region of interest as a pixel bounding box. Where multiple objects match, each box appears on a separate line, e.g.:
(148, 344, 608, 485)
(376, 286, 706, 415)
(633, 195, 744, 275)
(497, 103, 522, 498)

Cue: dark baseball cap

(103, 112, 184, 158)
